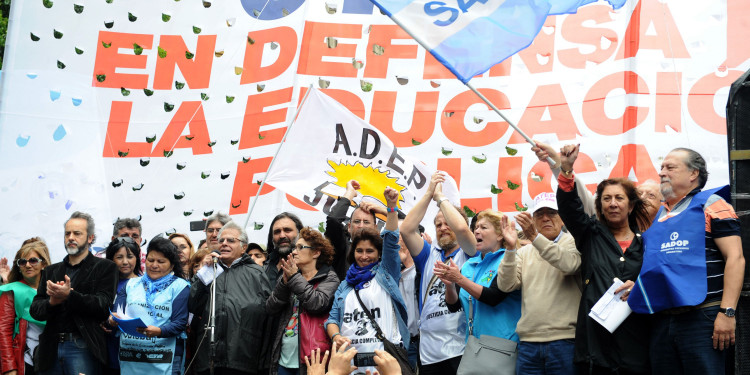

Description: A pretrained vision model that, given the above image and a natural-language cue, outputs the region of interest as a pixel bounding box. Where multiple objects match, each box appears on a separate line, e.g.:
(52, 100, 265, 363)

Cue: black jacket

(265, 266, 340, 375)
(557, 184, 650, 374)
(189, 254, 272, 373)
(325, 197, 355, 281)
(30, 253, 118, 371)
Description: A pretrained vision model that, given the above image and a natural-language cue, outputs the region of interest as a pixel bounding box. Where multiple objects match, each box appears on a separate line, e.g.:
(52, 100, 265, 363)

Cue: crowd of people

(0, 143, 744, 375)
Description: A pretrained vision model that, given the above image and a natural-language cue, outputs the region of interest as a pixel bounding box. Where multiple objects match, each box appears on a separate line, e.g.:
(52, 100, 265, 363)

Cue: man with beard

(400, 172, 476, 375)
(325, 180, 385, 280)
(264, 212, 304, 283)
(626, 148, 745, 374)
(30, 211, 118, 375)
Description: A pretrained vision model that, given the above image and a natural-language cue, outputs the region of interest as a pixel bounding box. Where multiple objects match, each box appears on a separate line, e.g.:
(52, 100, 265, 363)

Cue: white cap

(532, 192, 557, 214)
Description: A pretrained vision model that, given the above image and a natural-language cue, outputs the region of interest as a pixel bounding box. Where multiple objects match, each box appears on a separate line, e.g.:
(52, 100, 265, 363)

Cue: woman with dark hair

(0, 240, 51, 375)
(555, 144, 651, 375)
(102, 236, 142, 375)
(169, 233, 195, 278)
(109, 236, 190, 374)
(266, 227, 339, 375)
(325, 188, 411, 375)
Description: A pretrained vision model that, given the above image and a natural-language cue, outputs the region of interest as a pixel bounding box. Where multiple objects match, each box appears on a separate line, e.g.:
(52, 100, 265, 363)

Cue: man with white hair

(628, 148, 744, 374)
(498, 193, 581, 374)
(189, 221, 272, 375)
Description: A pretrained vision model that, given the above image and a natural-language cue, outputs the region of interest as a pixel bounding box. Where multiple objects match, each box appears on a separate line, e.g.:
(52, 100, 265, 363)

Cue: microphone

(212, 250, 220, 263)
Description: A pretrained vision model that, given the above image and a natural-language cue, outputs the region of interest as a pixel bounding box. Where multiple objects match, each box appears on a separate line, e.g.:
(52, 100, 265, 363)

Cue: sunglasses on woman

(17, 257, 44, 267)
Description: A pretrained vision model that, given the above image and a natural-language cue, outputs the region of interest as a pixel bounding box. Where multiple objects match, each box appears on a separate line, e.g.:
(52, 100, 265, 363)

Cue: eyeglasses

(533, 209, 558, 219)
(17, 257, 43, 267)
(218, 237, 240, 244)
(294, 244, 313, 251)
(206, 228, 221, 234)
(116, 236, 136, 245)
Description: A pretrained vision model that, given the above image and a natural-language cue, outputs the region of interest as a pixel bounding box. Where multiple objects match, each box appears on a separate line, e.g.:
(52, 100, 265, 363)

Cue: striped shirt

(657, 189, 741, 302)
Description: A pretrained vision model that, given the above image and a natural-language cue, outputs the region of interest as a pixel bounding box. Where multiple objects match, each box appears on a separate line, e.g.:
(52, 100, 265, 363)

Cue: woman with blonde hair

(437, 210, 522, 344)
(0, 239, 52, 375)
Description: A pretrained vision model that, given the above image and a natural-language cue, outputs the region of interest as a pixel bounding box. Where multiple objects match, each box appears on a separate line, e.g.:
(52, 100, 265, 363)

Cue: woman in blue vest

(555, 144, 652, 375)
(437, 210, 522, 343)
(0, 239, 51, 375)
(325, 187, 410, 375)
(110, 236, 190, 375)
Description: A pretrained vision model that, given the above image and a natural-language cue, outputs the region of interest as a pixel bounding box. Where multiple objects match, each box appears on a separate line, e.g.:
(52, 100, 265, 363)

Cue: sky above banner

(0, 0, 748, 261)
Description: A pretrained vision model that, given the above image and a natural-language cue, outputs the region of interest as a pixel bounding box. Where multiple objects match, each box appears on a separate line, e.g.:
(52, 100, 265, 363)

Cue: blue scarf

(140, 273, 177, 318)
(345, 262, 378, 290)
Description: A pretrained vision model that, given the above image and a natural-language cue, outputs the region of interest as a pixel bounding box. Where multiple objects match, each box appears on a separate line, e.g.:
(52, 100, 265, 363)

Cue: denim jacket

(325, 229, 411, 350)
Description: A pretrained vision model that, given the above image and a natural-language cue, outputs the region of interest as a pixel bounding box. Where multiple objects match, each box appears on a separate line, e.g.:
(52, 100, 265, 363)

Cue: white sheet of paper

(589, 278, 632, 333)
(197, 263, 224, 286)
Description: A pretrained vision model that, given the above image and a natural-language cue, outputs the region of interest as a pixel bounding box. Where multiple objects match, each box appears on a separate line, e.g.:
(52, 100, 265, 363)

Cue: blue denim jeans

(407, 336, 419, 369)
(650, 305, 726, 375)
(38, 337, 102, 375)
(516, 339, 576, 375)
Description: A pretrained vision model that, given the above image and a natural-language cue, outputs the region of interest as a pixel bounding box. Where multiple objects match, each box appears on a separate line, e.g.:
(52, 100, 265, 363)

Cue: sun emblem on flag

(326, 160, 405, 209)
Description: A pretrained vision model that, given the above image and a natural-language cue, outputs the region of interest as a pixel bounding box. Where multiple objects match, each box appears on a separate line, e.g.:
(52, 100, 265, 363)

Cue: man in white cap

(497, 192, 582, 375)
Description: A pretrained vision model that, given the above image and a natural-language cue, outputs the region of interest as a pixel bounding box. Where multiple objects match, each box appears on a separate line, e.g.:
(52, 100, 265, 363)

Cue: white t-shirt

(341, 280, 401, 375)
(24, 322, 43, 365)
(418, 245, 471, 365)
(399, 265, 419, 337)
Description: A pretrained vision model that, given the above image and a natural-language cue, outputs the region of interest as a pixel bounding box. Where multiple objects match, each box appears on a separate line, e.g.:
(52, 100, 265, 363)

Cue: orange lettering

(102, 101, 152, 157)
(497, 157, 523, 212)
(370, 91, 438, 147)
(517, 17, 556, 73)
(509, 84, 579, 144)
(299, 87, 366, 119)
(608, 144, 659, 182)
(654, 72, 682, 133)
(239, 88, 294, 150)
(365, 25, 419, 79)
(242, 27, 298, 84)
(616, 0, 688, 60)
(583, 71, 649, 135)
(298, 21, 360, 78)
(229, 158, 276, 215)
(558, 5, 617, 69)
(93, 31, 151, 88)
(688, 70, 744, 135)
(152, 101, 212, 156)
(441, 89, 509, 147)
(153, 35, 216, 90)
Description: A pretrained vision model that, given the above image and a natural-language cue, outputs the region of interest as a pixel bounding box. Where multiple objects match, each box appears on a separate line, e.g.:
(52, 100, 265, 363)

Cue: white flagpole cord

(242, 84, 315, 229)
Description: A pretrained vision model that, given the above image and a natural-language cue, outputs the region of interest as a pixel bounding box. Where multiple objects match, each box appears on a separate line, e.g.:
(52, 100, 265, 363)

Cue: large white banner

(1, 0, 748, 260)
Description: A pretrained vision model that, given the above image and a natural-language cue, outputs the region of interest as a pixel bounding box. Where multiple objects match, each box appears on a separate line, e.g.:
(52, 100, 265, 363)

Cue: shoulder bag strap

(467, 295, 474, 337)
(354, 289, 386, 340)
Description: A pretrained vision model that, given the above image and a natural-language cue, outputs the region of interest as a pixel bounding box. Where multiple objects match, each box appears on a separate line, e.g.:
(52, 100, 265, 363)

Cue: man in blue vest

(627, 148, 745, 374)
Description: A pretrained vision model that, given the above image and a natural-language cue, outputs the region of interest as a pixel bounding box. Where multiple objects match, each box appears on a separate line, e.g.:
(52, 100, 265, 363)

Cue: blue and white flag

(370, 0, 628, 83)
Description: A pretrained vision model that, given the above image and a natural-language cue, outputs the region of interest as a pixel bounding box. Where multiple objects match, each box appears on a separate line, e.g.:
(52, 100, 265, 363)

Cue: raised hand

(427, 172, 446, 199)
(373, 349, 402, 375)
(531, 140, 561, 168)
(500, 215, 518, 250)
(559, 144, 580, 173)
(328, 341, 358, 375)
(434, 259, 462, 286)
(344, 180, 361, 200)
(384, 187, 399, 209)
(0, 257, 10, 284)
(304, 348, 329, 375)
(515, 212, 537, 242)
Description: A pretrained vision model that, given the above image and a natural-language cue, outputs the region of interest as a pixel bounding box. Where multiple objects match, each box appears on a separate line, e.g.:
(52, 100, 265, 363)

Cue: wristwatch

(719, 307, 736, 317)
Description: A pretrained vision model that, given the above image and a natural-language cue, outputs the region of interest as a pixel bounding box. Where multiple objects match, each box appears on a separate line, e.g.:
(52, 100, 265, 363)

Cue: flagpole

(370, 8, 555, 165)
(242, 84, 314, 230)
(464, 82, 554, 164)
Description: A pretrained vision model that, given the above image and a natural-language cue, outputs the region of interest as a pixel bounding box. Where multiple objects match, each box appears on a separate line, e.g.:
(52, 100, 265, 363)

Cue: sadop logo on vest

(661, 232, 690, 253)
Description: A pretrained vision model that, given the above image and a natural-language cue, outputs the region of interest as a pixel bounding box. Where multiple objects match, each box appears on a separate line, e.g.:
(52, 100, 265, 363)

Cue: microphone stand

(208, 256, 219, 375)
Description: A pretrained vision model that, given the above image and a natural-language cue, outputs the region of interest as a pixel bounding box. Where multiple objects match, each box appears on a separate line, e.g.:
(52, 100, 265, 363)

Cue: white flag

(264, 88, 460, 218)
